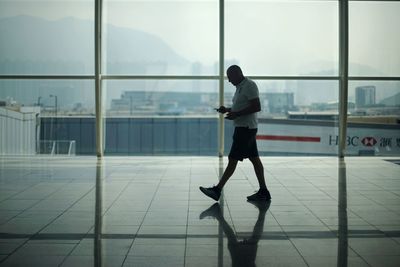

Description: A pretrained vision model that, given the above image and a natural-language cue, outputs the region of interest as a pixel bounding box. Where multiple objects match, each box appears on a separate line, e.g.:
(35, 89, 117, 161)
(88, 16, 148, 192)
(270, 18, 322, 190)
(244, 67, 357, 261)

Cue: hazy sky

(0, 0, 399, 76)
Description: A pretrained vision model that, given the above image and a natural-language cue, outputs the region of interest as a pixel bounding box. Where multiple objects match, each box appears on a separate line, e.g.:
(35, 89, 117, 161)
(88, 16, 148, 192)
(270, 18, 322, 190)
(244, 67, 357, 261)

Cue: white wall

(0, 107, 38, 155)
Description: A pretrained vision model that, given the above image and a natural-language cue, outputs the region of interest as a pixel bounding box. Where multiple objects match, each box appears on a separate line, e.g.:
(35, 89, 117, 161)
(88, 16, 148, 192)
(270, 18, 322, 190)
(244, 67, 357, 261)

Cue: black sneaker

(247, 189, 271, 201)
(199, 186, 221, 201)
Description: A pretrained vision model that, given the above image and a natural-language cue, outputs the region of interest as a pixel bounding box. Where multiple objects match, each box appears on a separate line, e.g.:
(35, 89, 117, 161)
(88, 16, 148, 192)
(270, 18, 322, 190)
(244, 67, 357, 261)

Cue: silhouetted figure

(200, 65, 271, 202)
(200, 201, 270, 267)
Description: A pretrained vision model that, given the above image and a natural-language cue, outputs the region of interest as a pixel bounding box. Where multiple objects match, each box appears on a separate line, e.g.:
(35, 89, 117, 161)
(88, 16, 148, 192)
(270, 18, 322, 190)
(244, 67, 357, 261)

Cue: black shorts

(229, 127, 259, 161)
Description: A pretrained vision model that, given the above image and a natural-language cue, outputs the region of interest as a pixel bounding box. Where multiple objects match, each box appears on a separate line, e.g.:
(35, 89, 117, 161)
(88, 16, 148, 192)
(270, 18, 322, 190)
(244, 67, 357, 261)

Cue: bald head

(227, 65, 244, 86)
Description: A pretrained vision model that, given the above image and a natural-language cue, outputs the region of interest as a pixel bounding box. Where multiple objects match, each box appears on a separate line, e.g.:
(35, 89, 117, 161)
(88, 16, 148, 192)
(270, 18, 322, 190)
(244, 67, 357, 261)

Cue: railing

(38, 140, 76, 156)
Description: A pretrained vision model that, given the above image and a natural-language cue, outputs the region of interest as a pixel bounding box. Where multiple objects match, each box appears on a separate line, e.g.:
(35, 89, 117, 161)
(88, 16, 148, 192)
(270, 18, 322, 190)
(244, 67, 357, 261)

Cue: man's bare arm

(225, 98, 261, 120)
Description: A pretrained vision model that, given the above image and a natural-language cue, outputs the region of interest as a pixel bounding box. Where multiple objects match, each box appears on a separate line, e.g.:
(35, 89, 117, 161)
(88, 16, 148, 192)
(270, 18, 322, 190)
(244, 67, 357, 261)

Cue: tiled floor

(0, 156, 399, 267)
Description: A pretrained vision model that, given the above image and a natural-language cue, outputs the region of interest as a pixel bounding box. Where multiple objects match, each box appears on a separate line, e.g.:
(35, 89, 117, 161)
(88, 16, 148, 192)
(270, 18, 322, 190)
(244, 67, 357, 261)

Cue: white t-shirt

(231, 78, 259, 129)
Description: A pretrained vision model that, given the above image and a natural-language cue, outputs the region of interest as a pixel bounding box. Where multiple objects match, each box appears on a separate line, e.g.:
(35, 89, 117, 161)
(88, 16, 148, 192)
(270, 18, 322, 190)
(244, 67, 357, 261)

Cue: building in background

(264, 92, 295, 114)
(355, 85, 376, 108)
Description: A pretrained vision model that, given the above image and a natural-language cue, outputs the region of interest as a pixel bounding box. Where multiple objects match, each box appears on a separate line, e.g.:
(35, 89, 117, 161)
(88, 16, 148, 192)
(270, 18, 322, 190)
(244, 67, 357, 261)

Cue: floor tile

(0, 156, 399, 267)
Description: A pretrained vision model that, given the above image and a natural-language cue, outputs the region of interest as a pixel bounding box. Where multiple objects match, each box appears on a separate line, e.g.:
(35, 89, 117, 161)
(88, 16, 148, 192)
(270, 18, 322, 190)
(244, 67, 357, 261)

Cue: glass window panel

(0, 0, 94, 75)
(349, 1, 400, 77)
(225, 0, 338, 76)
(104, 79, 219, 155)
(223, 79, 339, 156)
(0, 79, 95, 155)
(103, 0, 218, 75)
(347, 80, 400, 156)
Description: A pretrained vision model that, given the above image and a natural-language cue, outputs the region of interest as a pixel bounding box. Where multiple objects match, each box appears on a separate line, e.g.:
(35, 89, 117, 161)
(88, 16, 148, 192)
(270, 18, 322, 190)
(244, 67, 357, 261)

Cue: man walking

(199, 65, 271, 202)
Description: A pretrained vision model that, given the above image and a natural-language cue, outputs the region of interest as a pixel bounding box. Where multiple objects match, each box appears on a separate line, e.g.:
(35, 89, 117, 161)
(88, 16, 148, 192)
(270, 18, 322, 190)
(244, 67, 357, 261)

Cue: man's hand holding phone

(215, 106, 229, 114)
(215, 106, 238, 120)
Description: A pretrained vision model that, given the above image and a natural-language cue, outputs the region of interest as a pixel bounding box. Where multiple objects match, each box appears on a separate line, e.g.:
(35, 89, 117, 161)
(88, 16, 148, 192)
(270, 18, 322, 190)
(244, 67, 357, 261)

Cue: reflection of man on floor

(200, 202, 270, 267)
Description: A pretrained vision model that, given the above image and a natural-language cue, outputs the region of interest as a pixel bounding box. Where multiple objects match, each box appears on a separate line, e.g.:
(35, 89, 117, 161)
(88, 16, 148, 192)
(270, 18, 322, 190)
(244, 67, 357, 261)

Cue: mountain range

(0, 15, 190, 74)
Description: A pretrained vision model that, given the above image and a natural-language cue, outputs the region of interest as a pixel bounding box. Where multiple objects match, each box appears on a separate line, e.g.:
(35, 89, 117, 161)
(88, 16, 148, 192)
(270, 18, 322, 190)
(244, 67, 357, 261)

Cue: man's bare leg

(249, 157, 267, 189)
(216, 158, 238, 189)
